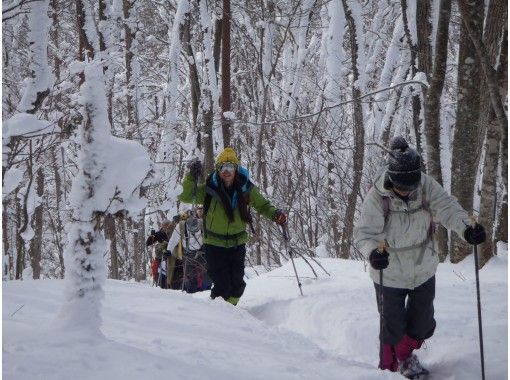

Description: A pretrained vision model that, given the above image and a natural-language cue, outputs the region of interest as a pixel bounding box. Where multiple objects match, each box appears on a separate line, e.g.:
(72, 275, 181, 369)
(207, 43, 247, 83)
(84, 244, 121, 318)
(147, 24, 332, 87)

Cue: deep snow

(3, 245, 508, 380)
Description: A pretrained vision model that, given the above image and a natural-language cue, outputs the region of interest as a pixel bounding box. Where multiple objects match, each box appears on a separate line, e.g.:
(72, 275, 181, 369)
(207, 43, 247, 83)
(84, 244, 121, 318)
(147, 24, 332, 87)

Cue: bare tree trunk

(401, 0, 423, 154)
(423, 0, 451, 261)
(51, 146, 65, 277)
(3, 199, 12, 279)
(51, 0, 62, 84)
(458, 0, 508, 135)
(495, 26, 508, 244)
(18, 0, 51, 114)
(202, 104, 215, 174)
(119, 214, 129, 277)
(327, 140, 341, 255)
(98, 0, 113, 125)
(123, 0, 135, 138)
(497, 27, 508, 192)
(450, 0, 483, 263)
(76, 0, 94, 83)
(202, 4, 221, 174)
(496, 194, 508, 244)
(221, 0, 232, 147)
(416, 0, 433, 81)
(132, 217, 142, 282)
(29, 167, 44, 278)
(478, 120, 500, 265)
(19, 141, 36, 277)
(183, 16, 201, 135)
(105, 214, 119, 279)
(15, 194, 25, 279)
(339, 0, 365, 259)
(214, 18, 222, 74)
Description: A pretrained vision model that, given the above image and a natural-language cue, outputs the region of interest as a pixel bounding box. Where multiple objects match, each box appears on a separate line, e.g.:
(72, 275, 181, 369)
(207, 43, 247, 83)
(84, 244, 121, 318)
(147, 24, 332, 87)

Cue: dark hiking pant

(158, 274, 167, 289)
(204, 244, 246, 301)
(374, 275, 436, 345)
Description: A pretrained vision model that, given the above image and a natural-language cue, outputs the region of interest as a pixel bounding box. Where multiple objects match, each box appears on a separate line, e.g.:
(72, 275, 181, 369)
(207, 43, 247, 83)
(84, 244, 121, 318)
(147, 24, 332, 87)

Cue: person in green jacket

(178, 147, 287, 305)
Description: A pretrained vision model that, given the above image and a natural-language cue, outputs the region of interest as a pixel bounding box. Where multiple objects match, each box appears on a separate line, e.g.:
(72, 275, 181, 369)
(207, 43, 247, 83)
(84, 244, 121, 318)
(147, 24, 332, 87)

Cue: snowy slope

(3, 245, 507, 380)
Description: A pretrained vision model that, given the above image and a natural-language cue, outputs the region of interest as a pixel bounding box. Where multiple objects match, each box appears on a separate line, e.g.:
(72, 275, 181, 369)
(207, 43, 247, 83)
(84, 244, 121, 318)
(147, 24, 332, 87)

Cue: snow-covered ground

(3, 245, 508, 380)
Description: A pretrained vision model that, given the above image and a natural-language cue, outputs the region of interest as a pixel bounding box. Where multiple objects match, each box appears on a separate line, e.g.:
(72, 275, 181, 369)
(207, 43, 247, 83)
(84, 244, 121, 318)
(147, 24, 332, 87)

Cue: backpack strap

(382, 196, 391, 224)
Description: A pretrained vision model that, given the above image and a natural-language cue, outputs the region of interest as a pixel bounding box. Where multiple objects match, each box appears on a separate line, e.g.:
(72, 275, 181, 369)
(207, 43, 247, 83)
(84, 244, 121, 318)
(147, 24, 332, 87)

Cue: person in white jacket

(166, 208, 204, 254)
(354, 137, 486, 379)
(163, 207, 208, 291)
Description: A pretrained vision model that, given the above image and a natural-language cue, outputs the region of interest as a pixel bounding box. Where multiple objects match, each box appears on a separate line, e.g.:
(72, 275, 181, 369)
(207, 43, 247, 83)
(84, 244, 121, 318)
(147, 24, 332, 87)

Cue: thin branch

(2, 9, 29, 21)
(2, 0, 42, 15)
(232, 80, 429, 127)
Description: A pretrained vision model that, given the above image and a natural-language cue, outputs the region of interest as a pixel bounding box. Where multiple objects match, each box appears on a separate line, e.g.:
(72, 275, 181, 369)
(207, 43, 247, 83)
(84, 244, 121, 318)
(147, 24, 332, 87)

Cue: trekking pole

(473, 237, 485, 380)
(281, 223, 303, 296)
(377, 241, 385, 370)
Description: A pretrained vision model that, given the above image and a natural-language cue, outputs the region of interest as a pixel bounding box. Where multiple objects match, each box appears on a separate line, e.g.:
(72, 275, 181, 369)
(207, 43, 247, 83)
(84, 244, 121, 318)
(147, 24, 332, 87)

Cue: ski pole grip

(469, 215, 478, 228)
(377, 241, 386, 254)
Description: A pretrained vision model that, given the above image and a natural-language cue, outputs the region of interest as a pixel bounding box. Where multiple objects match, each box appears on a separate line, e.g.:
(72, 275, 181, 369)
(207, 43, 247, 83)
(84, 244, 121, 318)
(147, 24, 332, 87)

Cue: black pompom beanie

(387, 136, 422, 191)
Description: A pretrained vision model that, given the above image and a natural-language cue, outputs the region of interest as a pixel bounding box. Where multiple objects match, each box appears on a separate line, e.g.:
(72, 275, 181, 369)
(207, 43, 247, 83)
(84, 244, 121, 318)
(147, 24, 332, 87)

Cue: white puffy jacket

(354, 170, 469, 289)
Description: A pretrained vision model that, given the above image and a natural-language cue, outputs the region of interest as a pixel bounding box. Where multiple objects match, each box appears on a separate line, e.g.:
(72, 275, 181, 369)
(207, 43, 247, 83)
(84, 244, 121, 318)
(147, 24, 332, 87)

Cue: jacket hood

(209, 165, 250, 192)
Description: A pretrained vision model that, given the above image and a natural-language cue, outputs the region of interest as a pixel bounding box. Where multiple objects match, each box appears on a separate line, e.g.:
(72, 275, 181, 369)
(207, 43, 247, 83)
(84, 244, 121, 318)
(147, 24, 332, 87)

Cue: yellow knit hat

(216, 147, 240, 165)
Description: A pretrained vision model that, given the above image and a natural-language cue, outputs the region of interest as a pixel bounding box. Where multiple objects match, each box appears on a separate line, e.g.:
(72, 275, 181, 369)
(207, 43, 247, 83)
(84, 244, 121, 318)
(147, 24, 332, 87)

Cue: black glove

(369, 248, 389, 270)
(274, 209, 287, 225)
(163, 250, 172, 259)
(188, 158, 203, 180)
(464, 223, 486, 245)
(153, 230, 167, 243)
(145, 236, 154, 247)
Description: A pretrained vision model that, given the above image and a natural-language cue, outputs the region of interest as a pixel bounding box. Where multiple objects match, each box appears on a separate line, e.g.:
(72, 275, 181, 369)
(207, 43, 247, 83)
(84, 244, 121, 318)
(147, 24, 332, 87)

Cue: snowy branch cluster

(2, 0, 507, 284)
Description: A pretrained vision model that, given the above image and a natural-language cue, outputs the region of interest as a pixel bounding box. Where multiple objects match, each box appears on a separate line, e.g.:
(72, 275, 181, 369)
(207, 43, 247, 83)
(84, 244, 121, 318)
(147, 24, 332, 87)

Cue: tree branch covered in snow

(2, 0, 506, 281)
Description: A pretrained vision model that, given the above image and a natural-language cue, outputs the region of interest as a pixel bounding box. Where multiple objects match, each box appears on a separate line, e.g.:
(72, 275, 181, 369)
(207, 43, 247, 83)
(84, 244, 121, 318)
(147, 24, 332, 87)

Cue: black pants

(374, 276, 436, 345)
(158, 274, 167, 289)
(204, 244, 246, 300)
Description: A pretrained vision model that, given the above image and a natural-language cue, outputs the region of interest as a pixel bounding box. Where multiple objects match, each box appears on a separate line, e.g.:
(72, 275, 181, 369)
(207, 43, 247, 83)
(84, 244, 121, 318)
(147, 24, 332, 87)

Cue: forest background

(2, 0, 507, 283)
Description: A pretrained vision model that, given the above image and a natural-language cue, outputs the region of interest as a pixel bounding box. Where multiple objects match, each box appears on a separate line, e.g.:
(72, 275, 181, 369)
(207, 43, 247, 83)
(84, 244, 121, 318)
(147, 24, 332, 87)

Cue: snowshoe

(398, 354, 429, 379)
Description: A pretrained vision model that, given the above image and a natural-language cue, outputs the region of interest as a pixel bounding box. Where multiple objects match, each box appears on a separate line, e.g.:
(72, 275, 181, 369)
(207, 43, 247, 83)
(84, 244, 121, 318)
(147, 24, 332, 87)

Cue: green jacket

(178, 168, 277, 248)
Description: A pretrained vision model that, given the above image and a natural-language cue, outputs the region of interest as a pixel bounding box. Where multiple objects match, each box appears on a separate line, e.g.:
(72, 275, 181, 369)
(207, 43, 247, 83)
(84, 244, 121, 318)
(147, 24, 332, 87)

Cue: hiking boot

(226, 296, 240, 306)
(398, 354, 429, 379)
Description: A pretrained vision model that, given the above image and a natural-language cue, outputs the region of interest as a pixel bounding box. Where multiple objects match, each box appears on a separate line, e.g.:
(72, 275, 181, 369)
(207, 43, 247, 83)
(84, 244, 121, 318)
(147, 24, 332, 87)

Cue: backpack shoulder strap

(421, 184, 430, 210)
(421, 183, 437, 236)
(382, 196, 391, 224)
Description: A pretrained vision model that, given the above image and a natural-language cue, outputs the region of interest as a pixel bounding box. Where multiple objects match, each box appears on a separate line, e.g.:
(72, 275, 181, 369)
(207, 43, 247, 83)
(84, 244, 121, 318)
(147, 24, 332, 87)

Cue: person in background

(146, 219, 175, 288)
(178, 148, 287, 305)
(165, 207, 209, 292)
(354, 136, 486, 379)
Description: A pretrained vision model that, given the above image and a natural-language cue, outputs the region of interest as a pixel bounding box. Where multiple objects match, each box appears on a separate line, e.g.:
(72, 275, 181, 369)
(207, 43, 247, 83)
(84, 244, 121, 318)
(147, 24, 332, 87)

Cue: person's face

(393, 187, 411, 197)
(196, 208, 204, 219)
(218, 162, 237, 186)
